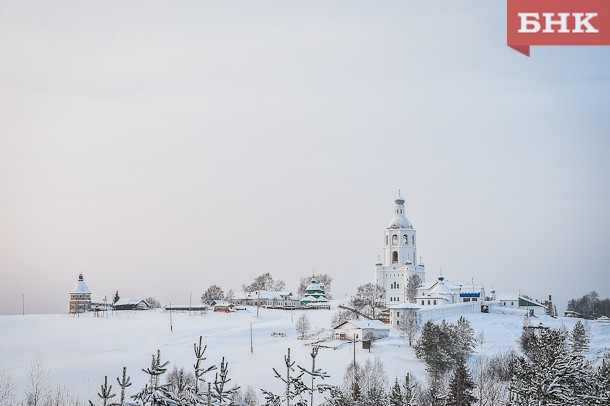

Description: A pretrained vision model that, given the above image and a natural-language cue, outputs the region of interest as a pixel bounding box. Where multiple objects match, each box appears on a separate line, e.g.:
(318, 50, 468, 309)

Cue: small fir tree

(446, 358, 477, 406)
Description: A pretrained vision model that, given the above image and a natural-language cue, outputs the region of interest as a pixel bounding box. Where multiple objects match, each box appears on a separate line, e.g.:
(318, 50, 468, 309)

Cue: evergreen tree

(116, 367, 131, 405)
(454, 316, 475, 360)
(446, 358, 477, 406)
(96, 375, 116, 406)
(389, 378, 404, 406)
(570, 320, 590, 354)
(297, 346, 331, 406)
(401, 373, 416, 406)
(414, 320, 454, 376)
(262, 348, 307, 406)
(509, 326, 599, 405)
(212, 356, 239, 404)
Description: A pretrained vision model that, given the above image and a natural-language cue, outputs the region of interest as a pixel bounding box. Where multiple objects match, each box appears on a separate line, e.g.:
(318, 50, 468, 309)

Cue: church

(374, 194, 426, 304)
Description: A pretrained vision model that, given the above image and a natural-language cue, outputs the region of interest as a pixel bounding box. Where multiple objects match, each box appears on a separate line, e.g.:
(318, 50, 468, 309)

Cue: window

(397, 312, 400, 318)
(413, 236, 416, 245)
(392, 251, 398, 264)
(421, 300, 425, 305)
(403, 234, 408, 244)
(427, 300, 430, 305)
(396, 320, 400, 325)
(392, 235, 398, 245)
(433, 300, 437, 305)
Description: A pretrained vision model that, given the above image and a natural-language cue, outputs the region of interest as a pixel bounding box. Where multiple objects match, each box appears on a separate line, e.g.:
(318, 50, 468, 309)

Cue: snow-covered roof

(115, 298, 147, 306)
(388, 303, 420, 310)
(70, 274, 91, 294)
(334, 319, 389, 331)
(386, 195, 413, 229)
(497, 294, 519, 301)
(459, 284, 485, 293)
(302, 295, 329, 302)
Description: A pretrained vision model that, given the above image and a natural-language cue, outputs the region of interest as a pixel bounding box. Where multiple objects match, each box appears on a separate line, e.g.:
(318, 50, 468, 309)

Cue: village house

(210, 300, 235, 313)
(332, 320, 390, 341)
(114, 298, 150, 311)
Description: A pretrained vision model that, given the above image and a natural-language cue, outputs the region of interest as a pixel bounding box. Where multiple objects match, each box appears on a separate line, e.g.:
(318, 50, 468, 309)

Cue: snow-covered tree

(145, 296, 161, 308)
(509, 326, 599, 405)
(193, 335, 217, 392)
(446, 357, 476, 406)
(262, 348, 308, 406)
(166, 365, 194, 399)
(405, 275, 421, 304)
(0, 370, 15, 406)
(398, 309, 420, 346)
(243, 273, 285, 293)
(330, 310, 352, 328)
(116, 366, 132, 405)
(212, 357, 239, 404)
(349, 283, 386, 319)
(295, 314, 311, 339)
(454, 316, 475, 360)
(297, 346, 332, 406)
(473, 355, 508, 406)
(201, 285, 225, 304)
(96, 375, 116, 406)
(414, 320, 454, 377)
(570, 320, 590, 354)
(243, 385, 259, 406)
(342, 360, 364, 403)
(24, 357, 51, 406)
(389, 378, 403, 406)
(360, 357, 388, 405)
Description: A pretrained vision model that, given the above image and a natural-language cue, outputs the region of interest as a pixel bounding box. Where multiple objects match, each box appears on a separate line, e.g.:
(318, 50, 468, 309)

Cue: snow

(1, 303, 609, 404)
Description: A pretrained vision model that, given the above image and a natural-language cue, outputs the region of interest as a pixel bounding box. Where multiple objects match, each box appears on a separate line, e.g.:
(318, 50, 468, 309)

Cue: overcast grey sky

(1, 1, 609, 315)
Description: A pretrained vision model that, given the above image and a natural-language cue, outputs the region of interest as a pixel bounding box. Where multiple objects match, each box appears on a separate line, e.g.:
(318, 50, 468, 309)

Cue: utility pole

(169, 301, 173, 332)
(250, 322, 253, 354)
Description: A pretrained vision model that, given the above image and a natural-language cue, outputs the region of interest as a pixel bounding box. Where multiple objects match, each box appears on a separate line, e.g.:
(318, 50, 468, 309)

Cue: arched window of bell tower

(392, 251, 398, 264)
(403, 234, 408, 245)
(392, 235, 398, 245)
(413, 235, 416, 246)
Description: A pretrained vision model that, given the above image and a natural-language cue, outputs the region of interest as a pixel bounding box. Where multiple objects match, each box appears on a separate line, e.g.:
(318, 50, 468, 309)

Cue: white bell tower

(375, 192, 426, 304)
(383, 194, 417, 267)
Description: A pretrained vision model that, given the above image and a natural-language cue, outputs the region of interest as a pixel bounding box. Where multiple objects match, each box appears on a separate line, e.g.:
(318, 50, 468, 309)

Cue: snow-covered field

(1, 304, 609, 404)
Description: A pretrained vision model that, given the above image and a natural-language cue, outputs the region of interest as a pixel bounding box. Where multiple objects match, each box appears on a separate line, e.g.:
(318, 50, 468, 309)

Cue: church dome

(387, 216, 413, 229)
(386, 193, 413, 229)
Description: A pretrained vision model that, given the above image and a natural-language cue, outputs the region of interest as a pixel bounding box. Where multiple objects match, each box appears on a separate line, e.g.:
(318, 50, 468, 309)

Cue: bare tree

(201, 285, 225, 304)
(145, 297, 161, 308)
(296, 314, 311, 339)
(405, 274, 422, 304)
(398, 309, 421, 346)
(244, 273, 285, 293)
(23, 357, 51, 406)
(0, 369, 16, 405)
(350, 283, 386, 319)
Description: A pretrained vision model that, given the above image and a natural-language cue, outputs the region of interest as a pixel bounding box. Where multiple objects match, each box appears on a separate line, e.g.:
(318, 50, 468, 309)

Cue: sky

(0, 1, 609, 315)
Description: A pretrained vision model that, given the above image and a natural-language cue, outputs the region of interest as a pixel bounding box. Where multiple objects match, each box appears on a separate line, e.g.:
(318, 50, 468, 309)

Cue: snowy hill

(1, 303, 609, 404)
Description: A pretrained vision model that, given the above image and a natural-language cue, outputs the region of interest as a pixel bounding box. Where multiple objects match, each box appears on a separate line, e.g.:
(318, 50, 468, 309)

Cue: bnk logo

(507, 0, 610, 56)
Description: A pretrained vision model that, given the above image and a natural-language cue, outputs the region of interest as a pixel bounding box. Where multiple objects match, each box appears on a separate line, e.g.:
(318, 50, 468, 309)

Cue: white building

(375, 194, 426, 304)
(415, 276, 486, 307)
(332, 320, 390, 341)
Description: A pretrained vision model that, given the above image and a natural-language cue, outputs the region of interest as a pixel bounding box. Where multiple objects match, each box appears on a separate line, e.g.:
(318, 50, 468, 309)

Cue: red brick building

(69, 274, 91, 314)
